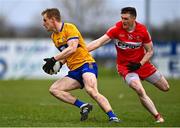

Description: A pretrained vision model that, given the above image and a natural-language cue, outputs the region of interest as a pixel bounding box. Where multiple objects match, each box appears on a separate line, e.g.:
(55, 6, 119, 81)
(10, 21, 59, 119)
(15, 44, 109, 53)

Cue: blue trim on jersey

(67, 37, 79, 42)
(56, 43, 81, 52)
(66, 63, 98, 89)
(59, 22, 64, 32)
(57, 44, 68, 52)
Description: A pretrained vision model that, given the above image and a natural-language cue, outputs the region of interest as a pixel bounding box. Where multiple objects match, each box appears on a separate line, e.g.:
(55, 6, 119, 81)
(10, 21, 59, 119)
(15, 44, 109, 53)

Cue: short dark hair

(121, 7, 137, 17)
(41, 8, 61, 22)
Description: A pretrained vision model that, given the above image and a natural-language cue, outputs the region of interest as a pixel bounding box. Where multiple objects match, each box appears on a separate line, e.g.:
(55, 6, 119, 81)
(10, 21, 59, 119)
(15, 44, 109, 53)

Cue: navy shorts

(66, 62, 98, 89)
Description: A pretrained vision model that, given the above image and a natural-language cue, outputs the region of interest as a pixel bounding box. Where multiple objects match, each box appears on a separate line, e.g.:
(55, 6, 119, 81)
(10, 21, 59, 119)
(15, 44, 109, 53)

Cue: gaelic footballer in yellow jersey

(42, 8, 120, 122)
(51, 22, 95, 70)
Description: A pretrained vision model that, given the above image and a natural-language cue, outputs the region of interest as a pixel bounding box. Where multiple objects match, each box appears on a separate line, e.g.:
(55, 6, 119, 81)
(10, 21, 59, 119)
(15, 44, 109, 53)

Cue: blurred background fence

(0, 39, 180, 79)
(0, 0, 180, 79)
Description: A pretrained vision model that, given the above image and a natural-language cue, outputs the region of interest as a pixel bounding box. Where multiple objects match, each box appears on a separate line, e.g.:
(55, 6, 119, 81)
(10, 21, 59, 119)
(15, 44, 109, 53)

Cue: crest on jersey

(118, 34, 125, 38)
(57, 37, 65, 44)
(128, 34, 134, 40)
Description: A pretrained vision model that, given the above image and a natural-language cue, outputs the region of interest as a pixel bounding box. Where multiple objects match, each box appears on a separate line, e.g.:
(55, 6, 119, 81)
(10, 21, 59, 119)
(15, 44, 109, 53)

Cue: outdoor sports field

(0, 69, 180, 127)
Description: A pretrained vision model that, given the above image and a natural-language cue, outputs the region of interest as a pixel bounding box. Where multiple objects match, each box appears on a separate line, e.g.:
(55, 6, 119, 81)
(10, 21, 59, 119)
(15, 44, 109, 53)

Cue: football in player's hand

(43, 61, 62, 75)
(52, 61, 62, 74)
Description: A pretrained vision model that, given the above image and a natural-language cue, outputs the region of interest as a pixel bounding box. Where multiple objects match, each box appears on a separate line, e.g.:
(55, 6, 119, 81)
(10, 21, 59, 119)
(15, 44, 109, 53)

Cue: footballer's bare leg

(146, 74, 169, 123)
(83, 72, 112, 112)
(82, 72, 119, 122)
(145, 70, 170, 92)
(128, 79, 161, 120)
(153, 76, 170, 92)
(49, 77, 81, 104)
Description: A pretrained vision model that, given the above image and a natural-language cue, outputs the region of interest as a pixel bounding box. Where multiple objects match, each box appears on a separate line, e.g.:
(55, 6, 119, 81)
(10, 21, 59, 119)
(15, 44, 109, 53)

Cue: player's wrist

(127, 62, 141, 71)
(139, 62, 143, 66)
(52, 57, 57, 62)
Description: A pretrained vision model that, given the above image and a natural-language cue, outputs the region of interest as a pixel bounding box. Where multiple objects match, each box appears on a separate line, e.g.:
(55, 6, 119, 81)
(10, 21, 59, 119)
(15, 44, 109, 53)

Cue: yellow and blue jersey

(51, 22, 95, 70)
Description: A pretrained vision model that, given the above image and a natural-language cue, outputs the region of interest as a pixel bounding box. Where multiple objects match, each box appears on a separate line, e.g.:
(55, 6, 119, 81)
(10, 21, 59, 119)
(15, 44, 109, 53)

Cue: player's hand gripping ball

(43, 57, 63, 75)
(127, 62, 141, 71)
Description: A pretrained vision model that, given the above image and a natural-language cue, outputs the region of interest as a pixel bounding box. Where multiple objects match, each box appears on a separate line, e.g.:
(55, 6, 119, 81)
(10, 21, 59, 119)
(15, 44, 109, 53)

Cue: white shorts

(125, 70, 162, 85)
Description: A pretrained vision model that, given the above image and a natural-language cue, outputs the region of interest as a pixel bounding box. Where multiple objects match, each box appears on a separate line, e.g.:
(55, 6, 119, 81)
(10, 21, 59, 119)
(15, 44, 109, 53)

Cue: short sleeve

(66, 24, 79, 42)
(143, 30, 152, 44)
(106, 26, 117, 39)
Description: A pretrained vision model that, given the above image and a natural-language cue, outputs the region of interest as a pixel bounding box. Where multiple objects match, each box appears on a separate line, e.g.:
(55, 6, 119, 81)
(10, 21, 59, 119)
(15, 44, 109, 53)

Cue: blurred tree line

(0, 0, 180, 42)
(151, 19, 180, 41)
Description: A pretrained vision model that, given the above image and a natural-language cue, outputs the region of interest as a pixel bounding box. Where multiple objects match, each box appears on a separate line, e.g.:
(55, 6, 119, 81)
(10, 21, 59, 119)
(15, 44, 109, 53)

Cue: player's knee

(130, 81, 146, 97)
(49, 87, 66, 99)
(158, 77, 170, 92)
(158, 79, 170, 92)
(49, 86, 61, 96)
(49, 86, 56, 95)
(162, 83, 170, 92)
(136, 88, 146, 97)
(136, 90, 148, 102)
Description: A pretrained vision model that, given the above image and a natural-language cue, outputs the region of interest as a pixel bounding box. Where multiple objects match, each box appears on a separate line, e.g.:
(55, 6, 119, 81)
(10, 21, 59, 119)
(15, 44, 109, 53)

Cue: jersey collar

(59, 22, 64, 32)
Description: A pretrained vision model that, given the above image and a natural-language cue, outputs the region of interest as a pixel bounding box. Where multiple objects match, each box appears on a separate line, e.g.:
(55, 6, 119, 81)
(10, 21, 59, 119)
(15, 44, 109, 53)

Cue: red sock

(154, 113, 161, 120)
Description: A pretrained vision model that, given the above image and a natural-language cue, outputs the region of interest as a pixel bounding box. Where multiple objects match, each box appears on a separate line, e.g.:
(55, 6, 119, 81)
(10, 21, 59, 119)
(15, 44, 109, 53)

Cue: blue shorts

(66, 62, 98, 89)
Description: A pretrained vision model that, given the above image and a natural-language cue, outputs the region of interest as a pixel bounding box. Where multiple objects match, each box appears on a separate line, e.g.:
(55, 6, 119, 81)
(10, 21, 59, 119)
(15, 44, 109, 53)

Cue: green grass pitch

(0, 74, 180, 127)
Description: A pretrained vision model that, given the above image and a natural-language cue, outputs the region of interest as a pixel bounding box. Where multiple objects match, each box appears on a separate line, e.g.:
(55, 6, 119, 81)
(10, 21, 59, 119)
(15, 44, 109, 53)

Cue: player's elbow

(162, 83, 170, 92)
(150, 49, 154, 55)
(148, 50, 154, 57)
(67, 46, 77, 55)
(70, 47, 77, 53)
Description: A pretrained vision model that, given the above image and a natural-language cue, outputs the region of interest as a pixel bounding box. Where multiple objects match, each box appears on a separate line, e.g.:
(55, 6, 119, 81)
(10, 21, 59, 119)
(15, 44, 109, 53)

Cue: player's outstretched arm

(87, 34, 111, 52)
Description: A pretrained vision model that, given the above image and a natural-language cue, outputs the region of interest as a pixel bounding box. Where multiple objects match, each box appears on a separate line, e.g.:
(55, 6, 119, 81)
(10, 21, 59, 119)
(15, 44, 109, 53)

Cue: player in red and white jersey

(87, 7, 170, 123)
(107, 20, 157, 80)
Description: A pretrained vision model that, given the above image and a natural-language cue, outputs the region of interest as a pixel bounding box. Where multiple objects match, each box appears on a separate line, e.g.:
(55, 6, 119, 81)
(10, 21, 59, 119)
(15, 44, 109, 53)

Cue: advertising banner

(0, 39, 179, 79)
(0, 39, 69, 79)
